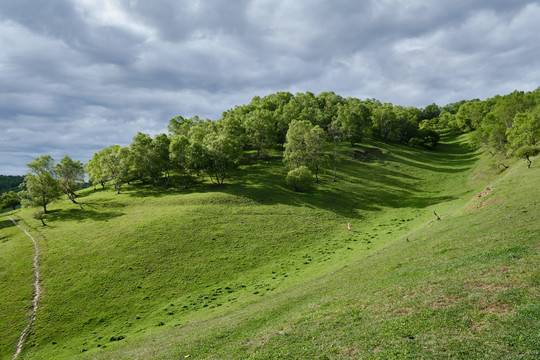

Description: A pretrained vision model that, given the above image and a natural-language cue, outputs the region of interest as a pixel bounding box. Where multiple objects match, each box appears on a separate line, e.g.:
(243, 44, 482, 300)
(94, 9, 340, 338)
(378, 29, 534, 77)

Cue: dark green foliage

(19, 155, 63, 213)
(286, 166, 313, 192)
(514, 145, 540, 168)
(1, 191, 21, 210)
(0, 175, 24, 193)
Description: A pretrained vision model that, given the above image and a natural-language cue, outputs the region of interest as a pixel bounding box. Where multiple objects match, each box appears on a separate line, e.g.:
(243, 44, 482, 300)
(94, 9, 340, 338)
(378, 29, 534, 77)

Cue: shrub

(286, 166, 313, 192)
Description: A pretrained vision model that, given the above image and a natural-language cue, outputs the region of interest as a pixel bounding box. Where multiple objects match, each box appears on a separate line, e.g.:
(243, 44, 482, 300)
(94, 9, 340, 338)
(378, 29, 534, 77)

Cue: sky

(1, 0, 540, 175)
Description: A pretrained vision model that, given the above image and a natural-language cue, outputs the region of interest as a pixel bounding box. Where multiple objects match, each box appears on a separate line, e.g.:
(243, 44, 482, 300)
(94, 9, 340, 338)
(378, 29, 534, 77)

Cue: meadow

(1, 134, 538, 359)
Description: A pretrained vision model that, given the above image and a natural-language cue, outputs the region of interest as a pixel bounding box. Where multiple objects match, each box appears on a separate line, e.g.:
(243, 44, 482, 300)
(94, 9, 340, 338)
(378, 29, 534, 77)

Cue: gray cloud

(1, 0, 539, 174)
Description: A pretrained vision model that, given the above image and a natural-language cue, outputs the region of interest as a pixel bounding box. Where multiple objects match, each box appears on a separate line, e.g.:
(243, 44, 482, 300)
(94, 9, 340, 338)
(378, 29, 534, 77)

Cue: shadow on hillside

(114, 135, 479, 220)
(46, 208, 125, 223)
(0, 219, 15, 230)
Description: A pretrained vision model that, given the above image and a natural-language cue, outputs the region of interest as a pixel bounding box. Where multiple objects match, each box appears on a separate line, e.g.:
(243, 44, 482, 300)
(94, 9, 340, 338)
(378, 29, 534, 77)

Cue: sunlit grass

(1, 135, 538, 359)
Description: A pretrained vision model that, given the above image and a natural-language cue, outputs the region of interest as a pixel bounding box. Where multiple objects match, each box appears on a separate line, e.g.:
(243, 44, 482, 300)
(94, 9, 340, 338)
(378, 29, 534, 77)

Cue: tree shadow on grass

(46, 208, 125, 223)
(109, 134, 478, 220)
(0, 219, 15, 230)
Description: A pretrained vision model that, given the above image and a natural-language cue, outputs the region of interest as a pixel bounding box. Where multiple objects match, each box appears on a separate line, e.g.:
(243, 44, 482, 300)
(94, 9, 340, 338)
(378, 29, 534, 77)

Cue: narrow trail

(8, 216, 41, 360)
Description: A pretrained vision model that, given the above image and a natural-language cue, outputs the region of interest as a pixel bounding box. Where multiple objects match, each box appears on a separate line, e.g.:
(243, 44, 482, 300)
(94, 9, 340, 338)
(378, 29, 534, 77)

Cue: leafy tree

(1, 191, 20, 210)
(421, 103, 440, 120)
(130, 132, 160, 185)
(482, 113, 510, 157)
(187, 138, 209, 178)
(328, 118, 344, 181)
(507, 108, 540, 150)
(19, 155, 62, 213)
(86, 154, 108, 190)
(55, 155, 85, 204)
(99, 145, 131, 194)
(514, 146, 540, 168)
(219, 113, 248, 150)
(168, 115, 194, 137)
(261, 91, 294, 143)
(286, 166, 313, 192)
(305, 125, 327, 182)
(283, 120, 327, 182)
(393, 105, 420, 143)
(244, 108, 276, 158)
(336, 98, 371, 146)
(295, 92, 319, 124)
(315, 91, 344, 129)
(283, 120, 312, 168)
(0, 175, 24, 194)
(371, 103, 397, 141)
(169, 134, 191, 188)
(418, 128, 440, 150)
(152, 133, 172, 186)
(452, 100, 485, 133)
(203, 129, 240, 185)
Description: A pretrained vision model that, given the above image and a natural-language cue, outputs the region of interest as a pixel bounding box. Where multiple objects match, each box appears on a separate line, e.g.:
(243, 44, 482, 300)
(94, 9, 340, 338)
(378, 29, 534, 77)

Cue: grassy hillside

(1, 135, 538, 359)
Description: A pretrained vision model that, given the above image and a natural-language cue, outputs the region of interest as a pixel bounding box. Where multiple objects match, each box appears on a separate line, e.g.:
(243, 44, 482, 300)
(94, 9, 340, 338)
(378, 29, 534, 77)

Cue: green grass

(1, 135, 538, 359)
(0, 217, 34, 359)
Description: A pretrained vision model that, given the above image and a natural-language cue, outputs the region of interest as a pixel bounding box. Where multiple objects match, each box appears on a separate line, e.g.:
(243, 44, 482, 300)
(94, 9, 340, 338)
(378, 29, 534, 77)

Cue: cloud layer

(1, 0, 539, 174)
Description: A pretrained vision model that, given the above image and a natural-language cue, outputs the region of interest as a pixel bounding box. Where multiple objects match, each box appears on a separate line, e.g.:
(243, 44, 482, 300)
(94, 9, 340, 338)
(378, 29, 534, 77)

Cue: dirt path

(8, 216, 41, 360)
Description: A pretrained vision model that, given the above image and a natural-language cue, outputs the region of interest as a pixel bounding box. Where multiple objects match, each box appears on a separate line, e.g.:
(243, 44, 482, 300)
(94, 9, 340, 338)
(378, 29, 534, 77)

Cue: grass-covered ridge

(1, 135, 538, 359)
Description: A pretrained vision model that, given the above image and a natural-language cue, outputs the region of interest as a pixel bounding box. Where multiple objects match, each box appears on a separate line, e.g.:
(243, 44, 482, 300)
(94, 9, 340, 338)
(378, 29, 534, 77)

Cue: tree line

(10, 88, 539, 215)
(422, 88, 540, 167)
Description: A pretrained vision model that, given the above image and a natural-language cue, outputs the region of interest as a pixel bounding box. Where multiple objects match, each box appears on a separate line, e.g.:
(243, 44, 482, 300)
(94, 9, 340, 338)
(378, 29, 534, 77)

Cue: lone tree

(19, 155, 62, 213)
(1, 191, 21, 210)
(514, 146, 540, 168)
(55, 155, 85, 205)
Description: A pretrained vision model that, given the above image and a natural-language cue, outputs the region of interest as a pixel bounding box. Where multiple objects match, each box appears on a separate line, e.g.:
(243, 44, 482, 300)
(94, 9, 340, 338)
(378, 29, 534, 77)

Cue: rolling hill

(1, 134, 538, 359)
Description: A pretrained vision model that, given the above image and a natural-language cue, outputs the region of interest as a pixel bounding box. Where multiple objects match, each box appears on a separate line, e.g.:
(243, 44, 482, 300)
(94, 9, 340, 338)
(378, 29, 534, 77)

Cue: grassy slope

(1, 135, 538, 359)
(0, 218, 34, 359)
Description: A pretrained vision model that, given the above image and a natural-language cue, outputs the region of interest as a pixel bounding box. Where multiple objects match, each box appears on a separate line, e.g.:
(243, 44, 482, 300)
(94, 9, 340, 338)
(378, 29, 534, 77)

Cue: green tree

(19, 155, 62, 213)
(328, 118, 344, 181)
(283, 120, 312, 168)
(371, 103, 397, 141)
(130, 132, 160, 185)
(152, 133, 172, 186)
(452, 100, 485, 132)
(421, 103, 440, 120)
(507, 108, 540, 150)
(170, 134, 191, 188)
(286, 166, 313, 192)
(168, 115, 194, 137)
(55, 155, 85, 204)
(1, 191, 20, 210)
(99, 145, 131, 194)
(203, 129, 239, 185)
(244, 108, 276, 158)
(86, 153, 108, 190)
(513, 146, 540, 168)
(337, 98, 370, 146)
(315, 91, 344, 129)
(305, 125, 327, 182)
(283, 120, 327, 182)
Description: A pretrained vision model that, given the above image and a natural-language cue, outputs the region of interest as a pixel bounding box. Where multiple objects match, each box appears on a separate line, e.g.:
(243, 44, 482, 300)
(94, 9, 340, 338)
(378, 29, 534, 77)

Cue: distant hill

(0, 175, 24, 194)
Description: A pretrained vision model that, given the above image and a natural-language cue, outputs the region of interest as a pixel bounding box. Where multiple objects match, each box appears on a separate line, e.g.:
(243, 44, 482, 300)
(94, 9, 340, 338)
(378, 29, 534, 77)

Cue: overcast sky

(1, 0, 539, 175)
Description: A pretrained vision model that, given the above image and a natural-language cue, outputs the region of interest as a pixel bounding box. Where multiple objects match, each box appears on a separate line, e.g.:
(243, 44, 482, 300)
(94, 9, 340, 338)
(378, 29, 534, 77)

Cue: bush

(286, 166, 313, 192)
